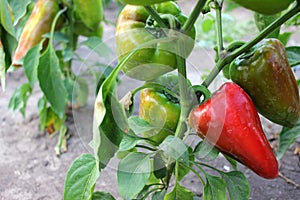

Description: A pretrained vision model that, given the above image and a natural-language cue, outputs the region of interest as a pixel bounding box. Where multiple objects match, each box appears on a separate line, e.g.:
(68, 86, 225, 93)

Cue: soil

(1, 1, 300, 199)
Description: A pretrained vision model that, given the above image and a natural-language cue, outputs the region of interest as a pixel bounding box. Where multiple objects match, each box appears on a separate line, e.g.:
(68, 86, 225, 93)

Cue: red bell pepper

(189, 82, 278, 179)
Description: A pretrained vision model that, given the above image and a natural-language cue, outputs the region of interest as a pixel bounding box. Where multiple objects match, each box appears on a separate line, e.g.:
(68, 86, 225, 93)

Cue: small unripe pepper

(189, 82, 278, 179)
(72, 0, 103, 37)
(12, 0, 62, 66)
(229, 38, 300, 127)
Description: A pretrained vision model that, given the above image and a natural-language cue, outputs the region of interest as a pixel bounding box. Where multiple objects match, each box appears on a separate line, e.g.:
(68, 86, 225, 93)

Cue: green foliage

(117, 152, 151, 199)
(37, 44, 67, 118)
(8, 83, 32, 117)
(164, 183, 194, 200)
(92, 191, 116, 200)
(203, 174, 226, 200)
(277, 118, 300, 159)
(64, 154, 100, 200)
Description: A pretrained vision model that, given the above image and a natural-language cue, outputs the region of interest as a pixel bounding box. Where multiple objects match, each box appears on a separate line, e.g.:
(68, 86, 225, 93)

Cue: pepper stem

(182, 0, 208, 33)
(214, 0, 224, 58)
(144, 6, 169, 29)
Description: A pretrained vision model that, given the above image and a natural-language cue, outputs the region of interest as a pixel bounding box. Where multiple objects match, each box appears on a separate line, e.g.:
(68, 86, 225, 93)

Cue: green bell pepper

(231, 0, 295, 15)
(120, 0, 172, 5)
(229, 38, 300, 127)
(139, 74, 181, 144)
(116, 1, 196, 81)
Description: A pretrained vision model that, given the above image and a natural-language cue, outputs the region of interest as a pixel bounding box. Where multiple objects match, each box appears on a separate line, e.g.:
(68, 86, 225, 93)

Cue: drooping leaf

(37, 45, 67, 118)
(286, 46, 300, 67)
(8, 0, 31, 26)
(92, 191, 116, 200)
(159, 135, 189, 165)
(277, 118, 300, 159)
(221, 171, 250, 200)
(23, 42, 42, 87)
(164, 183, 194, 200)
(117, 152, 151, 199)
(203, 174, 226, 200)
(64, 154, 100, 200)
(8, 83, 32, 117)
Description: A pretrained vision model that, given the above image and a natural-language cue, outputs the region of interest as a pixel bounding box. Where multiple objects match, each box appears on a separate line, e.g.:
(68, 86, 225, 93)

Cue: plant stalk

(182, 0, 208, 33)
(214, 0, 224, 57)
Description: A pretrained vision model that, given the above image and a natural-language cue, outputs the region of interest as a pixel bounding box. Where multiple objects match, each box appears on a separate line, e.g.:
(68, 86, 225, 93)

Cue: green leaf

(0, 0, 15, 37)
(93, 60, 126, 170)
(8, 0, 31, 26)
(117, 152, 151, 199)
(81, 37, 111, 60)
(178, 147, 194, 181)
(0, 26, 17, 69)
(37, 45, 67, 118)
(279, 32, 293, 46)
(277, 118, 300, 159)
(254, 12, 280, 39)
(224, 155, 237, 171)
(164, 183, 194, 200)
(153, 153, 167, 179)
(152, 190, 166, 200)
(119, 134, 141, 151)
(194, 141, 219, 162)
(159, 136, 189, 165)
(63, 154, 100, 200)
(220, 171, 250, 200)
(128, 116, 159, 135)
(23, 43, 42, 87)
(8, 83, 32, 117)
(286, 46, 300, 67)
(92, 191, 116, 200)
(203, 174, 226, 200)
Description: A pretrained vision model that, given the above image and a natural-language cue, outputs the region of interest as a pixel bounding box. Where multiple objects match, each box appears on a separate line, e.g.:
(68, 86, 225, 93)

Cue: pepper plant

(1, 0, 300, 199)
(0, 0, 110, 155)
(62, 0, 300, 199)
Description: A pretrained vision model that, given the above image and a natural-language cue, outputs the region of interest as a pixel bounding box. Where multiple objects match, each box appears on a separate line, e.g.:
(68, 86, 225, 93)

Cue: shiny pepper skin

(229, 38, 300, 127)
(231, 0, 294, 15)
(189, 82, 278, 179)
(12, 0, 62, 66)
(139, 74, 181, 144)
(116, 1, 196, 81)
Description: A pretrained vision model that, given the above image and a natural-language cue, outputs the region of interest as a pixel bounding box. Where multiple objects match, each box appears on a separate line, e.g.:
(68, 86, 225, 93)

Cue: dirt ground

(1, 1, 300, 199)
